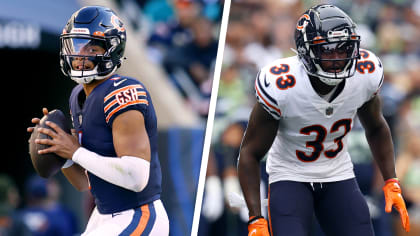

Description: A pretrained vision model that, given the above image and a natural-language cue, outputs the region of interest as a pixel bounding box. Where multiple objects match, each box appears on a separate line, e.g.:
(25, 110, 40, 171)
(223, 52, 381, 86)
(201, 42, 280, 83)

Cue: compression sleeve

(72, 147, 150, 192)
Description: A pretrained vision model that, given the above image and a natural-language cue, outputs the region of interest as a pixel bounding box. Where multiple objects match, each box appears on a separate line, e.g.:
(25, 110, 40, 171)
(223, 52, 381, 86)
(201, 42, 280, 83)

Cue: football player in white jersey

(238, 4, 410, 236)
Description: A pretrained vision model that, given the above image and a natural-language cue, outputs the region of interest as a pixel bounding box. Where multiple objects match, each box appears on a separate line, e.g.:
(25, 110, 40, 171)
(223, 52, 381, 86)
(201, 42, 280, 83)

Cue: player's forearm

(238, 150, 262, 217)
(62, 163, 89, 192)
(365, 121, 396, 180)
(237, 103, 278, 217)
(72, 147, 150, 192)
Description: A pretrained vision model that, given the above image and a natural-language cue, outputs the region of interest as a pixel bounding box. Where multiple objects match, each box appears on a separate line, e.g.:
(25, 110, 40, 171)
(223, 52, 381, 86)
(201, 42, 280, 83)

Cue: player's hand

(383, 178, 410, 232)
(202, 176, 224, 221)
(27, 108, 49, 134)
(248, 216, 270, 236)
(35, 121, 80, 160)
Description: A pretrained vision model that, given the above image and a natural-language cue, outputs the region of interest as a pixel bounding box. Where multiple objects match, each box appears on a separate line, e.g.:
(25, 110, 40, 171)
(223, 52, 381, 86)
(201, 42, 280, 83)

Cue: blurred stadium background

(200, 0, 420, 236)
(0, 0, 222, 235)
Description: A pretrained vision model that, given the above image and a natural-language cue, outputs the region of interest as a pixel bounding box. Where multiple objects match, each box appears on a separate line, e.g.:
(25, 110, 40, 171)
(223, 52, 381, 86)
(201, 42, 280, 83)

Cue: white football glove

(202, 176, 224, 222)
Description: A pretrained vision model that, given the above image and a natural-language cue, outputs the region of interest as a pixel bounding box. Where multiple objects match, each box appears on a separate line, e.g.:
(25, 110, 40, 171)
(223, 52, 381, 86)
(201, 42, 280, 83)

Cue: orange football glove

(383, 178, 410, 232)
(248, 216, 270, 236)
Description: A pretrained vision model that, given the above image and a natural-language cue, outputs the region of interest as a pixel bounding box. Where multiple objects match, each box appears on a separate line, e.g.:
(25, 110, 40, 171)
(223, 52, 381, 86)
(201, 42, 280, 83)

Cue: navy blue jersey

(69, 74, 162, 214)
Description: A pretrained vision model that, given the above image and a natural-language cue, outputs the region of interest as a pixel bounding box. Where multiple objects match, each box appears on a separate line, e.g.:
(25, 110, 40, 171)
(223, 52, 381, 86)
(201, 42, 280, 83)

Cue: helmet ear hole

(105, 62, 113, 69)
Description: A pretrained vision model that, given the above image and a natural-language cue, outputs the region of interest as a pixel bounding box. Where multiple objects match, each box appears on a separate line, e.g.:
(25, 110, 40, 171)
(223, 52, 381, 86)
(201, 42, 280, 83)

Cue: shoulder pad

(255, 57, 302, 119)
(356, 49, 384, 97)
(103, 77, 149, 124)
(255, 70, 281, 119)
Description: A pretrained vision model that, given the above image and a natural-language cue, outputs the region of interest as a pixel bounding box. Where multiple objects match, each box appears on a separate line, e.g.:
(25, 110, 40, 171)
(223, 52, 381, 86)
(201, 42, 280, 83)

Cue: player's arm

(28, 108, 89, 191)
(36, 128, 89, 192)
(36, 109, 151, 192)
(357, 95, 395, 180)
(60, 128, 89, 192)
(111, 110, 151, 161)
(238, 102, 278, 235)
(69, 110, 151, 192)
(61, 164, 89, 191)
(357, 95, 410, 232)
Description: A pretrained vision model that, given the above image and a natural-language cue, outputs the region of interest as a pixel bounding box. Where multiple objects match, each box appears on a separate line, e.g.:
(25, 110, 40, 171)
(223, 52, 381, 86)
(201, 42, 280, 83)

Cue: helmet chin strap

(301, 61, 345, 86)
(318, 76, 343, 86)
(70, 66, 117, 84)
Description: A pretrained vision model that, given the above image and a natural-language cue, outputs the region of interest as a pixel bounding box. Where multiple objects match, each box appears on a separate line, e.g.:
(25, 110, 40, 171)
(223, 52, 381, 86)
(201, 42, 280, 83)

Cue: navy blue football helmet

(295, 4, 360, 85)
(60, 6, 126, 84)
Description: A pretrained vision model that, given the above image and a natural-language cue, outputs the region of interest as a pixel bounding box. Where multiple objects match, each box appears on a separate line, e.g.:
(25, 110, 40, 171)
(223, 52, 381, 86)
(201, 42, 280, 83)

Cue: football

(29, 109, 71, 178)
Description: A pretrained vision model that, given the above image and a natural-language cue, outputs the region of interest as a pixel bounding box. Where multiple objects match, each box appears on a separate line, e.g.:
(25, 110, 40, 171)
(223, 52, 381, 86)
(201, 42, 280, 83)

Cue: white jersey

(255, 49, 383, 183)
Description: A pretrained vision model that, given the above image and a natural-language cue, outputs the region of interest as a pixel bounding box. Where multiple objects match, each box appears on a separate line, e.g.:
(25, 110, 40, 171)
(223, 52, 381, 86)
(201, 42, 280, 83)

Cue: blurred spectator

(44, 178, 78, 236)
(143, 0, 175, 23)
(378, 70, 408, 147)
(146, 0, 201, 63)
(0, 174, 30, 236)
(201, 150, 224, 226)
(202, 121, 249, 236)
(204, 121, 271, 236)
(215, 63, 250, 120)
(242, 7, 282, 68)
(333, 0, 381, 31)
(396, 131, 420, 235)
(19, 175, 77, 236)
(398, 93, 420, 139)
(163, 16, 217, 118)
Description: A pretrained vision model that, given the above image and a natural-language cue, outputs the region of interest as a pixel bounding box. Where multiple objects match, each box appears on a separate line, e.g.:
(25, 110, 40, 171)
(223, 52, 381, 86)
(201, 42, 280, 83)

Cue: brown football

(29, 109, 71, 178)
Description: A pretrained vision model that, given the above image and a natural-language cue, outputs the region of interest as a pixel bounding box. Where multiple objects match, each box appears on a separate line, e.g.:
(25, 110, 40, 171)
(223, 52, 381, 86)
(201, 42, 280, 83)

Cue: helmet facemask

(304, 30, 360, 86)
(60, 35, 120, 84)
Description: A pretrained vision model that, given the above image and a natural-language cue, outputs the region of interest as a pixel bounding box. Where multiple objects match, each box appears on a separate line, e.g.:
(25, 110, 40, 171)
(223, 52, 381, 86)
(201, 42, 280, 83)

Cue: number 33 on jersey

(254, 49, 383, 183)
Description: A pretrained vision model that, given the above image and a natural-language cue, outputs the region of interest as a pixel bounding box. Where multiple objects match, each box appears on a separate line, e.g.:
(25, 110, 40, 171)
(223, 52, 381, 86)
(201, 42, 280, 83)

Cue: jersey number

(296, 119, 352, 162)
(356, 50, 375, 74)
(269, 64, 296, 90)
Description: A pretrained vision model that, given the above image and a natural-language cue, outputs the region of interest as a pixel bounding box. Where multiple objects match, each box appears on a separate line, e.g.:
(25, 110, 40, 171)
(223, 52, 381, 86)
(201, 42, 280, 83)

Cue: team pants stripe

(119, 203, 156, 236)
(141, 203, 157, 235)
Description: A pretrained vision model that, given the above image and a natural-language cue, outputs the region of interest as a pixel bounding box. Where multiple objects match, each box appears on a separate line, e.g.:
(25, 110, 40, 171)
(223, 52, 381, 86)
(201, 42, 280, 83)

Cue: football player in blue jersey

(27, 6, 169, 235)
(238, 4, 410, 236)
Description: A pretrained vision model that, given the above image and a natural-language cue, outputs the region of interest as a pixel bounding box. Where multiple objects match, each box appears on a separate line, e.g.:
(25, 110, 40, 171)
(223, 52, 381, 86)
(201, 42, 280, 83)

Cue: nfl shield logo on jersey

(326, 106, 333, 116)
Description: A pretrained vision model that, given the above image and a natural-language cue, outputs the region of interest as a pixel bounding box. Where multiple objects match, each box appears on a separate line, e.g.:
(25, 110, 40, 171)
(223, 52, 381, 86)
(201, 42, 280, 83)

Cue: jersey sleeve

(360, 49, 384, 101)
(254, 68, 283, 120)
(103, 78, 149, 125)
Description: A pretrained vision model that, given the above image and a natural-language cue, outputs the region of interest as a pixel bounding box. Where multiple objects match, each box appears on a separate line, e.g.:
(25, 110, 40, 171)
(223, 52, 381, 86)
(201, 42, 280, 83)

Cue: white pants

(81, 200, 169, 236)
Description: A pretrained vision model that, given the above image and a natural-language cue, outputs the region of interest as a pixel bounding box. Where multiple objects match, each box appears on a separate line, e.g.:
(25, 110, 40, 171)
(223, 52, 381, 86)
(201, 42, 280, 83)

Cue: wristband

(385, 178, 400, 185)
(62, 159, 74, 169)
(248, 215, 264, 225)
